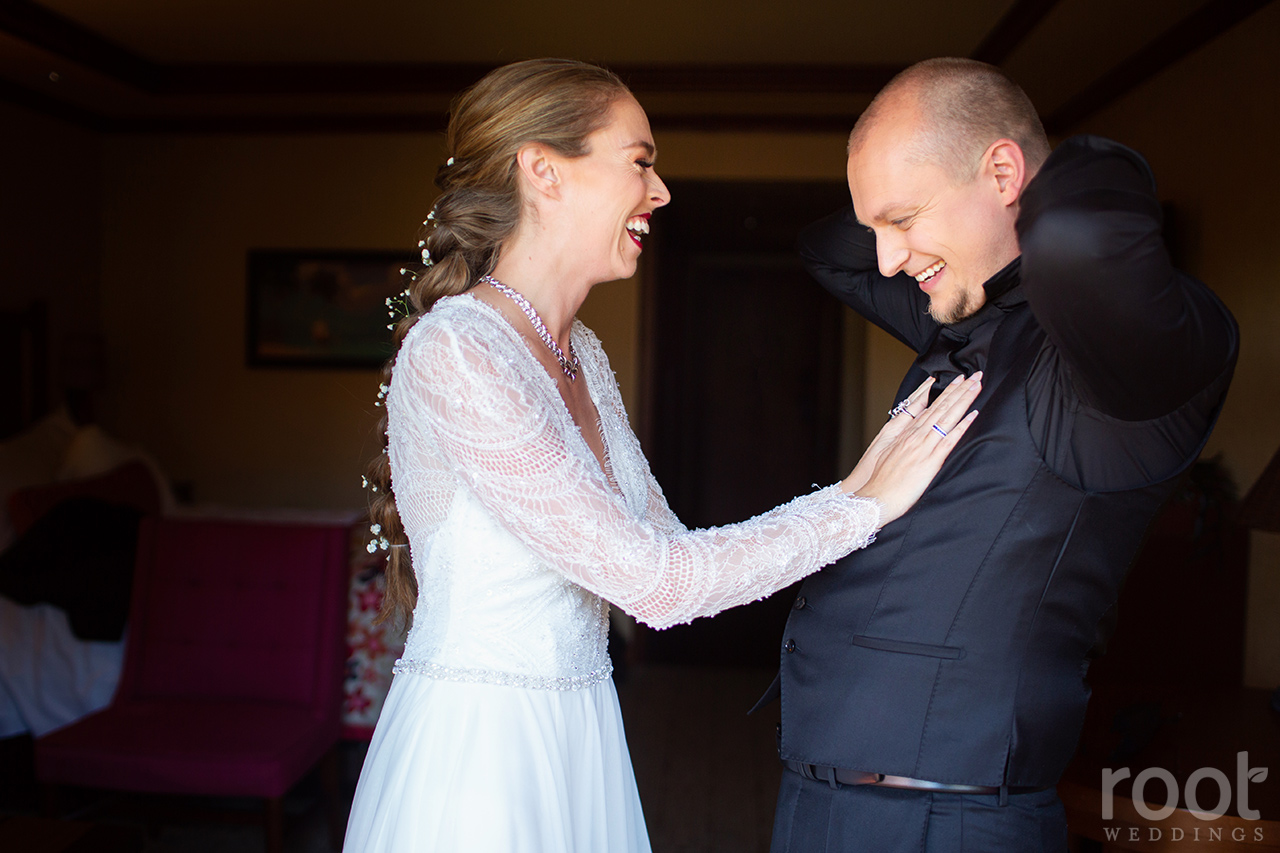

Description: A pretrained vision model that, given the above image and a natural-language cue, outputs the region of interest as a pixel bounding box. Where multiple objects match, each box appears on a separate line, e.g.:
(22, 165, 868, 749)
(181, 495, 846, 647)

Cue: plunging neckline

(457, 293, 624, 499)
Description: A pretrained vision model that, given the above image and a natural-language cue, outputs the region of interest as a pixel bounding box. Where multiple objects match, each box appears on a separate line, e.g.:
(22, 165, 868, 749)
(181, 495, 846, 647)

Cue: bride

(343, 58, 980, 852)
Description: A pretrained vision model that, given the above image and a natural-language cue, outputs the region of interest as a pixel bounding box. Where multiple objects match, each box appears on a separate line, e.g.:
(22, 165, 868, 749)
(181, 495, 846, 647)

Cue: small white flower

(366, 541, 378, 554)
(370, 523, 382, 534)
(446, 157, 455, 166)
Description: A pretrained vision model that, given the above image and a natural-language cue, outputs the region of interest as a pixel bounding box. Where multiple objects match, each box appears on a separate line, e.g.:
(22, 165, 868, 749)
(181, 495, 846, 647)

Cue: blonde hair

(367, 59, 630, 629)
(849, 57, 1049, 180)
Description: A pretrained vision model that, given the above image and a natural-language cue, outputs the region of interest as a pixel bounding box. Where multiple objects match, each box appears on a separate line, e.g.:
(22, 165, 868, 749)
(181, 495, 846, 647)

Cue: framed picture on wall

(246, 249, 415, 369)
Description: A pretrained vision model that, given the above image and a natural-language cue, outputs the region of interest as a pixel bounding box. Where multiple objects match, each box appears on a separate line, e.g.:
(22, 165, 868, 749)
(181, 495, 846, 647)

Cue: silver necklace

(480, 274, 579, 382)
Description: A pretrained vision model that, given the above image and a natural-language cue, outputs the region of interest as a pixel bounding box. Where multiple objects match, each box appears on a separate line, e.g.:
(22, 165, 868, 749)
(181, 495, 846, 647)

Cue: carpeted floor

(0, 665, 785, 852)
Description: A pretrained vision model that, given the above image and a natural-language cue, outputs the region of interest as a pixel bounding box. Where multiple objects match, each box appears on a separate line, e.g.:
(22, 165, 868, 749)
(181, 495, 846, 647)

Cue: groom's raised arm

(798, 204, 939, 353)
(1015, 135, 1238, 422)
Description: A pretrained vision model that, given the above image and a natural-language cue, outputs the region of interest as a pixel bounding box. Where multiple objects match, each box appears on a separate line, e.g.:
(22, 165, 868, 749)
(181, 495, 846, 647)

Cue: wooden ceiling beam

(37, 58, 904, 98)
(970, 0, 1066, 65)
(5, 0, 1270, 135)
(1044, 0, 1276, 133)
(0, 0, 903, 99)
(0, 74, 106, 129)
(0, 0, 160, 91)
(618, 63, 900, 95)
(0, 85, 867, 136)
(161, 62, 494, 96)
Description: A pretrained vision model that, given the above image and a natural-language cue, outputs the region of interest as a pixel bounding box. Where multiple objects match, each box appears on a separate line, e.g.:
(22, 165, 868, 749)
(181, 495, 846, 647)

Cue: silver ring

(932, 424, 948, 438)
(889, 399, 917, 419)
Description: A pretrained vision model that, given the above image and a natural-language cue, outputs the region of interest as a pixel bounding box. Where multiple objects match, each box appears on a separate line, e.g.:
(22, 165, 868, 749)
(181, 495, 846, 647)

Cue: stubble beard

(928, 286, 981, 325)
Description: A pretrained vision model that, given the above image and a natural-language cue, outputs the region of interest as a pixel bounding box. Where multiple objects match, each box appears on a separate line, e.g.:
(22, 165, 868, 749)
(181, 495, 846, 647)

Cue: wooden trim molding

(0, 0, 1272, 135)
(1044, 0, 1276, 133)
(970, 0, 1066, 65)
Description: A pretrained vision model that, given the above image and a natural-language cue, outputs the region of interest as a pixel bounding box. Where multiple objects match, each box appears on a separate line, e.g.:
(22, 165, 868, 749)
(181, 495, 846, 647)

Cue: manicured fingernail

(970, 371, 983, 382)
(950, 374, 964, 385)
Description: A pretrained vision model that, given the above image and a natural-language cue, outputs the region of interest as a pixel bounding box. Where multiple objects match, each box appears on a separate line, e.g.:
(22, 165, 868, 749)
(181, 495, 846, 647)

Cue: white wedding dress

(342, 294, 881, 852)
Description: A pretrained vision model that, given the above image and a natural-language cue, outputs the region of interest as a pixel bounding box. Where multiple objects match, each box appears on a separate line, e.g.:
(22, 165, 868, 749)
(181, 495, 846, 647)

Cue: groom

(754, 58, 1238, 851)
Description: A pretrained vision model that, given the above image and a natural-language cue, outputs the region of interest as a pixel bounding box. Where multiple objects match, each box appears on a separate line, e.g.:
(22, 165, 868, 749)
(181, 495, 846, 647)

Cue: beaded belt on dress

(392, 658, 613, 691)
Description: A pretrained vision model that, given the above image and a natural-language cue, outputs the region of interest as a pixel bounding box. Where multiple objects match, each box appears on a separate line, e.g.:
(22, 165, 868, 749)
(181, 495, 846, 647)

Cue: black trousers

(769, 769, 1068, 853)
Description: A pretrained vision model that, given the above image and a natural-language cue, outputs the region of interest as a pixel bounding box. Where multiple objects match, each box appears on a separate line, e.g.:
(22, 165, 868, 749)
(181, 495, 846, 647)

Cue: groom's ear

(983, 139, 1029, 206)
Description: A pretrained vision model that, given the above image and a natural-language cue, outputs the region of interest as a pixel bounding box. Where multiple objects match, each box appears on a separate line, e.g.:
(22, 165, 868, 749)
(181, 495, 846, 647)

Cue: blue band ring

(932, 424, 948, 438)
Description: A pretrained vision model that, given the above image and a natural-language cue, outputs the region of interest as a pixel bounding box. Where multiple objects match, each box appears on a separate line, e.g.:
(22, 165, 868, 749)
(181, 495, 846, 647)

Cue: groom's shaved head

(849, 57, 1050, 182)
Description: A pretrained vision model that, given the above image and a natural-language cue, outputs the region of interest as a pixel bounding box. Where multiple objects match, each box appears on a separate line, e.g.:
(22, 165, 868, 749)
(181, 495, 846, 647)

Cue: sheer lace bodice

(387, 294, 880, 690)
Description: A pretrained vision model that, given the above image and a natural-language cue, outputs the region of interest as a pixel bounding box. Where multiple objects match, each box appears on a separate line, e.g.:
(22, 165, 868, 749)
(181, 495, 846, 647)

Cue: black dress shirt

(763, 135, 1239, 790)
(801, 135, 1238, 493)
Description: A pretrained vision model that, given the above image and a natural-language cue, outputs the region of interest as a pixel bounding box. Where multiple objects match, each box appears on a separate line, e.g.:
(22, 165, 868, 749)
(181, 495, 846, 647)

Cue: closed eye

(636, 159, 655, 169)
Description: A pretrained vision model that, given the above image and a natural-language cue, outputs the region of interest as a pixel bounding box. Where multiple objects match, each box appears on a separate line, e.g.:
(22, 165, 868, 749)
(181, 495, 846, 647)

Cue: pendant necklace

(480, 274, 579, 382)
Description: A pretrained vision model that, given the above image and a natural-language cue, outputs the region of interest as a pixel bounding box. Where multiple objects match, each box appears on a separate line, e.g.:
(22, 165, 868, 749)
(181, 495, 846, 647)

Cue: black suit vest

(772, 302, 1231, 788)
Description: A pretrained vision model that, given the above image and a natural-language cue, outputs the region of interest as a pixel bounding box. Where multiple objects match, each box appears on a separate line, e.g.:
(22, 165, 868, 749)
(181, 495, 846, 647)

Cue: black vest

(773, 302, 1232, 788)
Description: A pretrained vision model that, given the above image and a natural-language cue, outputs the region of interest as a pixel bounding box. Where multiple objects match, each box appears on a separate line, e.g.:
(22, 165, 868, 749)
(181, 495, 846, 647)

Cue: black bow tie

(919, 326, 976, 403)
(913, 259, 1024, 403)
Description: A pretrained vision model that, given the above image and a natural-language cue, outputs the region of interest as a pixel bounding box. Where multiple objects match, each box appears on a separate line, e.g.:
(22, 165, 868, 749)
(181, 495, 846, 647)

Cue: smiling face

(847, 103, 1021, 325)
(559, 96, 670, 284)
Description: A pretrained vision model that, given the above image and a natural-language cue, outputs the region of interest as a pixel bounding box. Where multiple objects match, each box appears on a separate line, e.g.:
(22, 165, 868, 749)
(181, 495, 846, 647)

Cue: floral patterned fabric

(342, 529, 405, 738)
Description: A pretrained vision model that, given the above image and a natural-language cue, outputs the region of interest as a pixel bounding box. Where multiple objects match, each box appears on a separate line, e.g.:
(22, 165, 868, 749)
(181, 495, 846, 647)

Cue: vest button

(793, 596, 807, 610)
(784, 639, 797, 653)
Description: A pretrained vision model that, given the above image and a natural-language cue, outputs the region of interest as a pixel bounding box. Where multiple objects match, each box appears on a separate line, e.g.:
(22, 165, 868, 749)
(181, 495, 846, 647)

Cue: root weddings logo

(1101, 752, 1269, 844)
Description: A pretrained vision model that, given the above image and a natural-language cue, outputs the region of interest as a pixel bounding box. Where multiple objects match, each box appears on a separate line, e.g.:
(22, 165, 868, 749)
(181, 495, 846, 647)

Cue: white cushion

(57, 425, 176, 512)
(0, 409, 78, 550)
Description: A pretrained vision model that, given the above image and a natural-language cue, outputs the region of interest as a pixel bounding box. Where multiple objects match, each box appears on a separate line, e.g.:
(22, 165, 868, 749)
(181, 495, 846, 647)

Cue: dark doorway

(638, 181, 858, 667)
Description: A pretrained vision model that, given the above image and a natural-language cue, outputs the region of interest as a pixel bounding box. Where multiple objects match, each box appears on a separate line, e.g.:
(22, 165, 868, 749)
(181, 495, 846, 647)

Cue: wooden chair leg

(265, 796, 284, 853)
(320, 746, 345, 850)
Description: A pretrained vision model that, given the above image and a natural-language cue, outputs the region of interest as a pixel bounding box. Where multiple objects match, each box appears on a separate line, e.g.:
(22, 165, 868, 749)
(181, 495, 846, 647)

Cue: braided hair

(367, 59, 630, 629)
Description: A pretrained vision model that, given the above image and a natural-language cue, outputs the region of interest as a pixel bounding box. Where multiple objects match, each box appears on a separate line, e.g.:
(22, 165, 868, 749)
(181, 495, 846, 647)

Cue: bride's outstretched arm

(399, 321, 976, 630)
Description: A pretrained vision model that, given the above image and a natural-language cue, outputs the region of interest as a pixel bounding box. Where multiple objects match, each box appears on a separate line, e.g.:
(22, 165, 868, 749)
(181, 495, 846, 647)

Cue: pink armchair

(35, 516, 351, 851)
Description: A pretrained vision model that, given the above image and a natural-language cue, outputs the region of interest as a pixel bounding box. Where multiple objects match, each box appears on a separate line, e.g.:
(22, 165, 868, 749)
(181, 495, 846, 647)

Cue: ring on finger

(889, 399, 917, 419)
(932, 424, 948, 438)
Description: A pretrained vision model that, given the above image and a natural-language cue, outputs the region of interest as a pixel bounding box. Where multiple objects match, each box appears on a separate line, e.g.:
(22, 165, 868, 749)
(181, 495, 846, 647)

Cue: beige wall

(0, 102, 102, 373)
(1075, 3, 1280, 688)
(12, 10, 1273, 681)
(93, 129, 858, 511)
(631, 130, 918, 458)
(89, 125, 914, 513)
(97, 133, 449, 509)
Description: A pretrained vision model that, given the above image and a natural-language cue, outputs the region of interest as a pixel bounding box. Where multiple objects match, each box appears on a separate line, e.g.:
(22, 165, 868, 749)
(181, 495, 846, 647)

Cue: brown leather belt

(781, 758, 1052, 796)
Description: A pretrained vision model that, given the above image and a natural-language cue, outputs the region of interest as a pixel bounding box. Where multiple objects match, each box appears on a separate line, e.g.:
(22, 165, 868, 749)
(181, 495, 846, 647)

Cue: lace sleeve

(398, 319, 882, 630)
(596, 359, 685, 536)
(641, 469, 685, 535)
